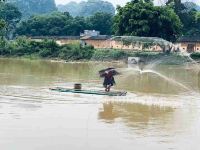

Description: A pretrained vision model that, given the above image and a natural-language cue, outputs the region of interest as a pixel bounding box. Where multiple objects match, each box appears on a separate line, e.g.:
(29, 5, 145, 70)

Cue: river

(0, 58, 200, 150)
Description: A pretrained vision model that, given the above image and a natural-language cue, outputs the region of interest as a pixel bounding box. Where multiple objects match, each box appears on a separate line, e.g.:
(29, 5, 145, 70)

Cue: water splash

(179, 51, 200, 70)
(117, 65, 190, 92)
(140, 70, 190, 91)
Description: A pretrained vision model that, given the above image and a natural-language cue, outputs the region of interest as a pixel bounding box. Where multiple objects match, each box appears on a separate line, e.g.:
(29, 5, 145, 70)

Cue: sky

(55, 0, 200, 6)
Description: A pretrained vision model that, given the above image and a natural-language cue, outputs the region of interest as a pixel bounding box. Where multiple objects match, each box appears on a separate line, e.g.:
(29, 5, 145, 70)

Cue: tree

(0, 2, 21, 39)
(87, 12, 113, 35)
(166, 0, 199, 35)
(185, 12, 200, 36)
(0, 20, 6, 30)
(57, 0, 115, 17)
(16, 11, 115, 36)
(0, 19, 6, 40)
(113, 0, 182, 41)
(16, 12, 88, 36)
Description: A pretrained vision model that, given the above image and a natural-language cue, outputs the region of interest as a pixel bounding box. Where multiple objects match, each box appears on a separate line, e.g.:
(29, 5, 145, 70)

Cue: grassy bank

(190, 52, 200, 60)
(0, 37, 94, 61)
(0, 37, 198, 64)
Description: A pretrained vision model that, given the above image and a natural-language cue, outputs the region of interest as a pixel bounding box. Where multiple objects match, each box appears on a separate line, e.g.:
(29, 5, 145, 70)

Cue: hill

(184, 2, 200, 11)
(8, 0, 57, 18)
(57, 0, 115, 17)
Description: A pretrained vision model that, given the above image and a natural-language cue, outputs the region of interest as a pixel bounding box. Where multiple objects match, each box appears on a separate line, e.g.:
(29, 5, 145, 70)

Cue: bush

(59, 44, 94, 60)
(38, 48, 52, 57)
(92, 49, 127, 60)
(190, 52, 200, 59)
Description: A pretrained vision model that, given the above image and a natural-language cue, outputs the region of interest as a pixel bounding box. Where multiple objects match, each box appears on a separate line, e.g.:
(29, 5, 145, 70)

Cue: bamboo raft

(50, 87, 127, 96)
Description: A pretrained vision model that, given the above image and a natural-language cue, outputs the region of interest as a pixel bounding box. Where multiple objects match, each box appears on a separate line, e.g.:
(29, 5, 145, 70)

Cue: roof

(112, 36, 172, 46)
(177, 36, 200, 43)
(80, 35, 111, 40)
(30, 36, 80, 40)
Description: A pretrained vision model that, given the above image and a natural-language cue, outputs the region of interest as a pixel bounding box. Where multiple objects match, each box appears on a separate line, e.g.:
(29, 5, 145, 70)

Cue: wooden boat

(50, 87, 127, 96)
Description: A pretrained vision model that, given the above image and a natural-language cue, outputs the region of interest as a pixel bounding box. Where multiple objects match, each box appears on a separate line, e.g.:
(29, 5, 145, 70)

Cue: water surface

(0, 58, 200, 150)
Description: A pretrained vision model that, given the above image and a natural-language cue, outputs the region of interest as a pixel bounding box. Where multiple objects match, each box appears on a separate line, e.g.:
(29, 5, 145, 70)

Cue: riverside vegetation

(1, 37, 198, 64)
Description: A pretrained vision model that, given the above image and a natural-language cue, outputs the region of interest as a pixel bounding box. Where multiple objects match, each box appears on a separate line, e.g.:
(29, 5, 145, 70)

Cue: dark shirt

(103, 74, 115, 86)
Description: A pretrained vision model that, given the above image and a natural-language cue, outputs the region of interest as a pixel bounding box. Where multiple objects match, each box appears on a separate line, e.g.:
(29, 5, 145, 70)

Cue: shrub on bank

(190, 52, 200, 60)
(92, 49, 128, 60)
(1, 37, 194, 63)
(0, 37, 95, 60)
(59, 44, 94, 60)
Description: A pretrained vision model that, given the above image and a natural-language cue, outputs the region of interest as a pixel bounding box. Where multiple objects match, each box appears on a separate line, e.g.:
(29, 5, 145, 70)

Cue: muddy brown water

(0, 58, 200, 150)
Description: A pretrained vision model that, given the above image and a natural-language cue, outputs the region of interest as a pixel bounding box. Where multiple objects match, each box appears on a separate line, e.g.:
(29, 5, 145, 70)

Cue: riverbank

(1, 37, 200, 64)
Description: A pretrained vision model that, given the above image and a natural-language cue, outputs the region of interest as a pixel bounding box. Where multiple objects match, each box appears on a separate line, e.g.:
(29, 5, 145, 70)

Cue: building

(80, 31, 164, 51)
(176, 36, 200, 53)
(80, 30, 100, 37)
(81, 35, 111, 49)
(29, 30, 167, 52)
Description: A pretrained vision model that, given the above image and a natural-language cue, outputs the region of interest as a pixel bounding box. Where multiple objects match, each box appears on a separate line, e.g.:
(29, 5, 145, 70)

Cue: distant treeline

(16, 12, 113, 36)
(0, 0, 200, 42)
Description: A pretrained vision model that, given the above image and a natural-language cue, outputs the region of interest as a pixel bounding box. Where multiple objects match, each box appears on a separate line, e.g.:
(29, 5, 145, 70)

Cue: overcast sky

(55, 0, 200, 6)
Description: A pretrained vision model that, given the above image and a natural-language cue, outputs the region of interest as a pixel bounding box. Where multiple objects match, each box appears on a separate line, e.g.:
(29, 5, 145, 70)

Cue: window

(187, 44, 195, 53)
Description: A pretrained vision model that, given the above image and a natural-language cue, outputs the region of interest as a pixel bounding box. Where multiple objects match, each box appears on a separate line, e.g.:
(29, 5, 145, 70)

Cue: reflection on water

(99, 102, 173, 124)
(198, 71, 200, 92)
(0, 58, 200, 150)
(99, 102, 174, 132)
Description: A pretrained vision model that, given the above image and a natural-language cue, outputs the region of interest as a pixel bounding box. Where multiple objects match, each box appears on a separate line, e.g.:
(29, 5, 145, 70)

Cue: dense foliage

(8, 0, 57, 18)
(0, 19, 6, 30)
(113, 0, 182, 42)
(16, 12, 113, 36)
(57, 0, 115, 17)
(0, 37, 95, 60)
(166, 0, 200, 36)
(0, 2, 21, 39)
(86, 12, 113, 35)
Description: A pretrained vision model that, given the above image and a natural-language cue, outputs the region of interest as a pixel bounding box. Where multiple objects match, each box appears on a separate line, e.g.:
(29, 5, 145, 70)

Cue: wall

(56, 39, 80, 45)
(196, 43, 200, 52)
(178, 42, 200, 52)
(30, 38, 80, 46)
(83, 39, 163, 51)
(31, 37, 163, 52)
(83, 40, 110, 49)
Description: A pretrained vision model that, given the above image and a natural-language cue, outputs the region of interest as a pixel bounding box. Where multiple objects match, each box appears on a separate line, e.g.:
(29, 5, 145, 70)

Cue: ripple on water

(0, 84, 193, 109)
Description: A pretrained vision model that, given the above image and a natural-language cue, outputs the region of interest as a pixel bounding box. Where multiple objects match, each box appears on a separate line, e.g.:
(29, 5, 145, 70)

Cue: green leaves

(0, 20, 6, 30)
(16, 12, 113, 36)
(113, 0, 182, 41)
(87, 12, 113, 35)
(0, 3, 21, 39)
